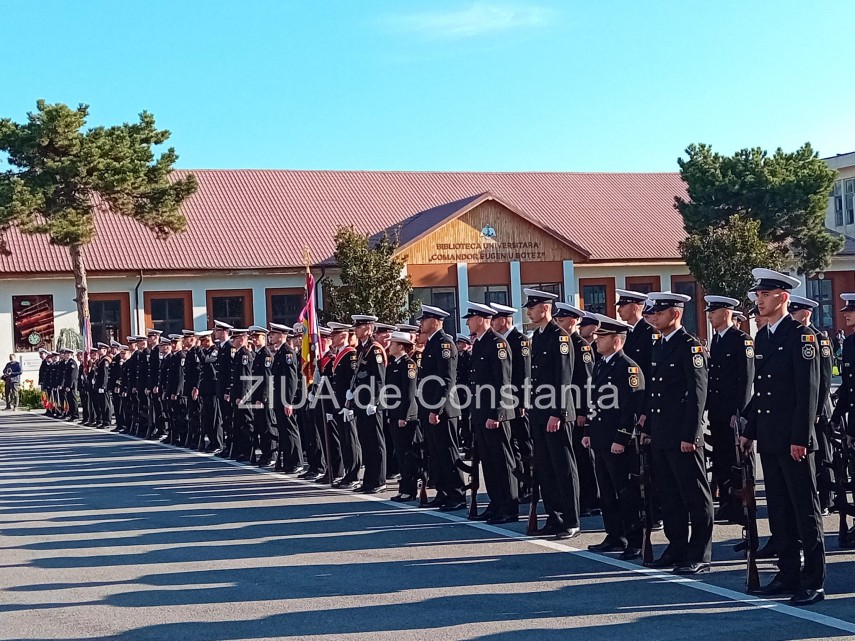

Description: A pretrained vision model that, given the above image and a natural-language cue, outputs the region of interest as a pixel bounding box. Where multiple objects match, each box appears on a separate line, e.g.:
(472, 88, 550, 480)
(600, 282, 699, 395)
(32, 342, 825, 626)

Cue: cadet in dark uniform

(617, 289, 655, 377)
(228, 329, 255, 461)
(555, 303, 600, 517)
(248, 326, 277, 467)
(831, 293, 855, 442)
(108, 341, 123, 427)
(789, 295, 835, 516)
(137, 330, 157, 437)
(464, 302, 517, 523)
(350, 314, 388, 493)
(329, 322, 360, 487)
(301, 326, 331, 482)
(166, 335, 188, 445)
(182, 330, 203, 449)
(524, 288, 580, 539)
(642, 291, 713, 575)
(269, 323, 303, 473)
(416, 305, 465, 510)
(579, 313, 602, 364)
(490, 303, 533, 502)
(155, 337, 172, 440)
(196, 330, 222, 453)
(214, 321, 235, 456)
(703, 295, 754, 523)
(741, 269, 824, 605)
(582, 314, 646, 559)
(61, 348, 79, 420)
(129, 336, 148, 435)
(385, 331, 422, 501)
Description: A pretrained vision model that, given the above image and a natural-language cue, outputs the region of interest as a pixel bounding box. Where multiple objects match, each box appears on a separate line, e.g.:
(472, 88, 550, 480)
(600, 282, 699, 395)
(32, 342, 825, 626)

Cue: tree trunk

(69, 244, 91, 352)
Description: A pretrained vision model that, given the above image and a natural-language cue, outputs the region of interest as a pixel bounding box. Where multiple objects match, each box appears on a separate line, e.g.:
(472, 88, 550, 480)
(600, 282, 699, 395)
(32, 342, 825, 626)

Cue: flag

(298, 268, 320, 383)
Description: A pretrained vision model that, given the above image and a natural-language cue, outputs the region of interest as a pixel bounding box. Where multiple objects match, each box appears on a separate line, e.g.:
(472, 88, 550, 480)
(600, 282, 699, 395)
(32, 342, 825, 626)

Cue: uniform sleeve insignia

(692, 354, 704, 368)
(582, 352, 593, 363)
(691, 346, 703, 353)
(441, 349, 451, 359)
(496, 341, 506, 349)
(265, 357, 272, 368)
(375, 353, 383, 363)
(286, 354, 293, 364)
(559, 343, 570, 355)
(521, 346, 530, 356)
(628, 366, 639, 374)
(803, 344, 816, 360)
(744, 340, 753, 346)
(822, 345, 831, 358)
(652, 333, 661, 341)
(498, 349, 508, 360)
(231, 348, 237, 357)
(241, 355, 248, 365)
(559, 335, 570, 343)
(407, 368, 417, 379)
(211, 349, 218, 357)
(581, 345, 591, 351)
(801, 334, 816, 343)
(521, 339, 530, 347)
(628, 374, 640, 389)
(820, 339, 830, 346)
(746, 346, 755, 358)
(441, 343, 452, 349)
(352, 361, 359, 370)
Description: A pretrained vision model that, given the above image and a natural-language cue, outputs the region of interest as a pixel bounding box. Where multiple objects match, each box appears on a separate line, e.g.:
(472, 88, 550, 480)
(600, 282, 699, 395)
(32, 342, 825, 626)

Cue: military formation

(31, 268, 855, 607)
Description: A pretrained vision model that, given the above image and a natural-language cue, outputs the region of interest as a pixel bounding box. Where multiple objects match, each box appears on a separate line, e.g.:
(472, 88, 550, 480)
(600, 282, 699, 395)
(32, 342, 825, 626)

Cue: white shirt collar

(767, 315, 787, 334)
(717, 326, 731, 339)
(603, 352, 616, 363)
(661, 327, 680, 342)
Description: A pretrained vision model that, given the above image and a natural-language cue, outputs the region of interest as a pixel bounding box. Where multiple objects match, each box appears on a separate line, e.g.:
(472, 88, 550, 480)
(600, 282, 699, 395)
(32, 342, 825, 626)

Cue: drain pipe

(133, 270, 144, 334)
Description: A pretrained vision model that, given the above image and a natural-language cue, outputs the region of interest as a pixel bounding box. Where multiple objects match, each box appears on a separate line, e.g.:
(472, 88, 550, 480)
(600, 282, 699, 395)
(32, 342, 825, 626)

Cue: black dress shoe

(439, 501, 467, 511)
(421, 497, 445, 508)
(361, 485, 387, 494)
(755, 540, 777, 559)
(620, 547, 642, 561)
(648, 554, 679, 568)
(750, 578, 799, 596)
(554, 528, 580, 540)
(790, 588, 825, 606)
(588, 540, 626, 553)
(673, 562, 710, 575)
(391, 494, 415, 503)
(530, 525, 559, 537)
(303, 472, 322, 482)
(336, 480, 358, 490)
(486, 514, 520, 525)
(651, 520, 664, 531)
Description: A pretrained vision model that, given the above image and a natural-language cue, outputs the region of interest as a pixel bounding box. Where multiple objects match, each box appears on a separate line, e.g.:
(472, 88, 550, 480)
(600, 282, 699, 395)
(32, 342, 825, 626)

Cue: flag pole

(303, 248, 334, 488)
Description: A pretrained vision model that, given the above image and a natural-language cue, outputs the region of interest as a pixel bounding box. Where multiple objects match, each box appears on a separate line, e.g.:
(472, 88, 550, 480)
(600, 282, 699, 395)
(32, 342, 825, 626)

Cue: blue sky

(2, 1, 854, 172)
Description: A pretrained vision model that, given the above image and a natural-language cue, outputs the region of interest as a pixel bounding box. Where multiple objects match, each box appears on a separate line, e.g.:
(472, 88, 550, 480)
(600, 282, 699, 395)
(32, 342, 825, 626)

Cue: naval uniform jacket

(645, 327, 708, 450)
(810, 325, 833, 420)
(468, 329, 513, 422)
(417, 331, 461, 420)
(743, 315, 819, 454)
(585, 349, 645, 450)
(832, 333, 855, 434)
(503, 327, 531, 414)
(705, 326, 754, 424)
(351, 339, 387, 412)
(529, 320, 575, 424)
(272, 344, 299, 409)
(571, 332, 594, 414)
(384, 354, 419, 424)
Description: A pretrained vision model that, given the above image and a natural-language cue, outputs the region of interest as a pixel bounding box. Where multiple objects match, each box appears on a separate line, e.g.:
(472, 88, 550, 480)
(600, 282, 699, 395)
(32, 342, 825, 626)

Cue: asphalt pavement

(1, 412, 855, 641)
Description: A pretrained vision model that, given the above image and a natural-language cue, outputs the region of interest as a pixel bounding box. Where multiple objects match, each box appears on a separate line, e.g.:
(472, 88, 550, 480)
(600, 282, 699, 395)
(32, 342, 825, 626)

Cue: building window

(412, 287, 458, 334)
(12, 295, 54, 351)
(468, 285, 509, 306)
(582, 284, 607, 314)
(267, 288, 304, 326)
(206, 289, 253, 328)
(523, 282, 563, 300)
(807, 278, 834, 333)
(672, 279, 700, 338)
(846, 179, 855, 225)
(90, 299, 121, 345)
(834, 181, 844, 226)
(150, 297, 186, 337)
(624, 277, 660, 295)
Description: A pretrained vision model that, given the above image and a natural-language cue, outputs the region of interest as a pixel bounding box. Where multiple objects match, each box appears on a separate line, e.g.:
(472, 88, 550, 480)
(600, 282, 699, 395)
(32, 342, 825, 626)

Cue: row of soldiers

(35, 269, 843, 607)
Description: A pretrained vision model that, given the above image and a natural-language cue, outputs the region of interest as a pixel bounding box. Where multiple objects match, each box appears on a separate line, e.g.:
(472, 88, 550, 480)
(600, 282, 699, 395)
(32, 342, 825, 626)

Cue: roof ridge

(176, 168, 682, 177)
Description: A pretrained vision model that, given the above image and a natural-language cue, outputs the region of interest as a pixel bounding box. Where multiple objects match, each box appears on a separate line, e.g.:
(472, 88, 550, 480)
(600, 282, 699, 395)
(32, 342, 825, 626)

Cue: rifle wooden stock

(734, 412, 760, 591)
(526, 456, 540, 535)
(467, 447, 480, 520)
(636, 436, 654, 565)
(418, 477, 428, 505)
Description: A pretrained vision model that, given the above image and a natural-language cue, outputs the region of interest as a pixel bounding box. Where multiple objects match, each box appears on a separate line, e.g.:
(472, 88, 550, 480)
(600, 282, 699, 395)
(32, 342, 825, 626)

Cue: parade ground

(2, 412, 855, 641)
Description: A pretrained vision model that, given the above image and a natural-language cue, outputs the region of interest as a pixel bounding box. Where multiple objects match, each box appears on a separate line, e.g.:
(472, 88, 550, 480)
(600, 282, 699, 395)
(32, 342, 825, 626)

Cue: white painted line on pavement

(22, 415, 855, 636)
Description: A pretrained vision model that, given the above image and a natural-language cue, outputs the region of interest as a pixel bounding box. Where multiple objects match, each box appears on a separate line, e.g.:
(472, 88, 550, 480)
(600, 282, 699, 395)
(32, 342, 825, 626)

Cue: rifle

(635, 430, 655, 565)
(526, 455, 540, 535)
(733, 410, 760, 591)
(418, 477, 429, 506)
(465, 445, 481, 520)
(828, 417, 855, 548)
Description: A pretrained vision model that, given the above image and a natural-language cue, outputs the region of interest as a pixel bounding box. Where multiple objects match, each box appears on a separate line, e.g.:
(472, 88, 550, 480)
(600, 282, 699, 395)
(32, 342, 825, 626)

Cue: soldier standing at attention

(490, 303, 533, 502)
(582, 314, 646, 560)
(214, 321, 235, 457)
(416, 305, 465, 511)
(249, 326, 276, 467)
(197, 330, 222, 454)
(228, 329, 255, 462)
(385, 331, 422, 502)
(741, 269, 824, 605)
(270, 323, 303, 473)
(641, 292, 713, 575)
(832, 293, 855, 444)
(464, 302, 517, 523)
(524, 288, 580, 539)
(703, 295, 754, 523)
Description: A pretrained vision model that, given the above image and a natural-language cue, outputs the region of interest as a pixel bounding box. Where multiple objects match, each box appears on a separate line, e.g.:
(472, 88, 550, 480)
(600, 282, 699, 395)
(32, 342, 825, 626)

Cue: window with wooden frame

(624, 276, 661, 295)
(89, 292, 131, 345)
(670, 275, 705, 339)
(579, 277, 616, 315)
(266, 288, 304, 326)
(144, 291, 193, 336)
(207, 289, 253, 328)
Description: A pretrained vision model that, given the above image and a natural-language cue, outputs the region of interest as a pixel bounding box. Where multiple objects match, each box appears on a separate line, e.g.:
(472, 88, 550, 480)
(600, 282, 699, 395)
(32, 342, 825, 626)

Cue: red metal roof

(0, 170, 688, 274)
